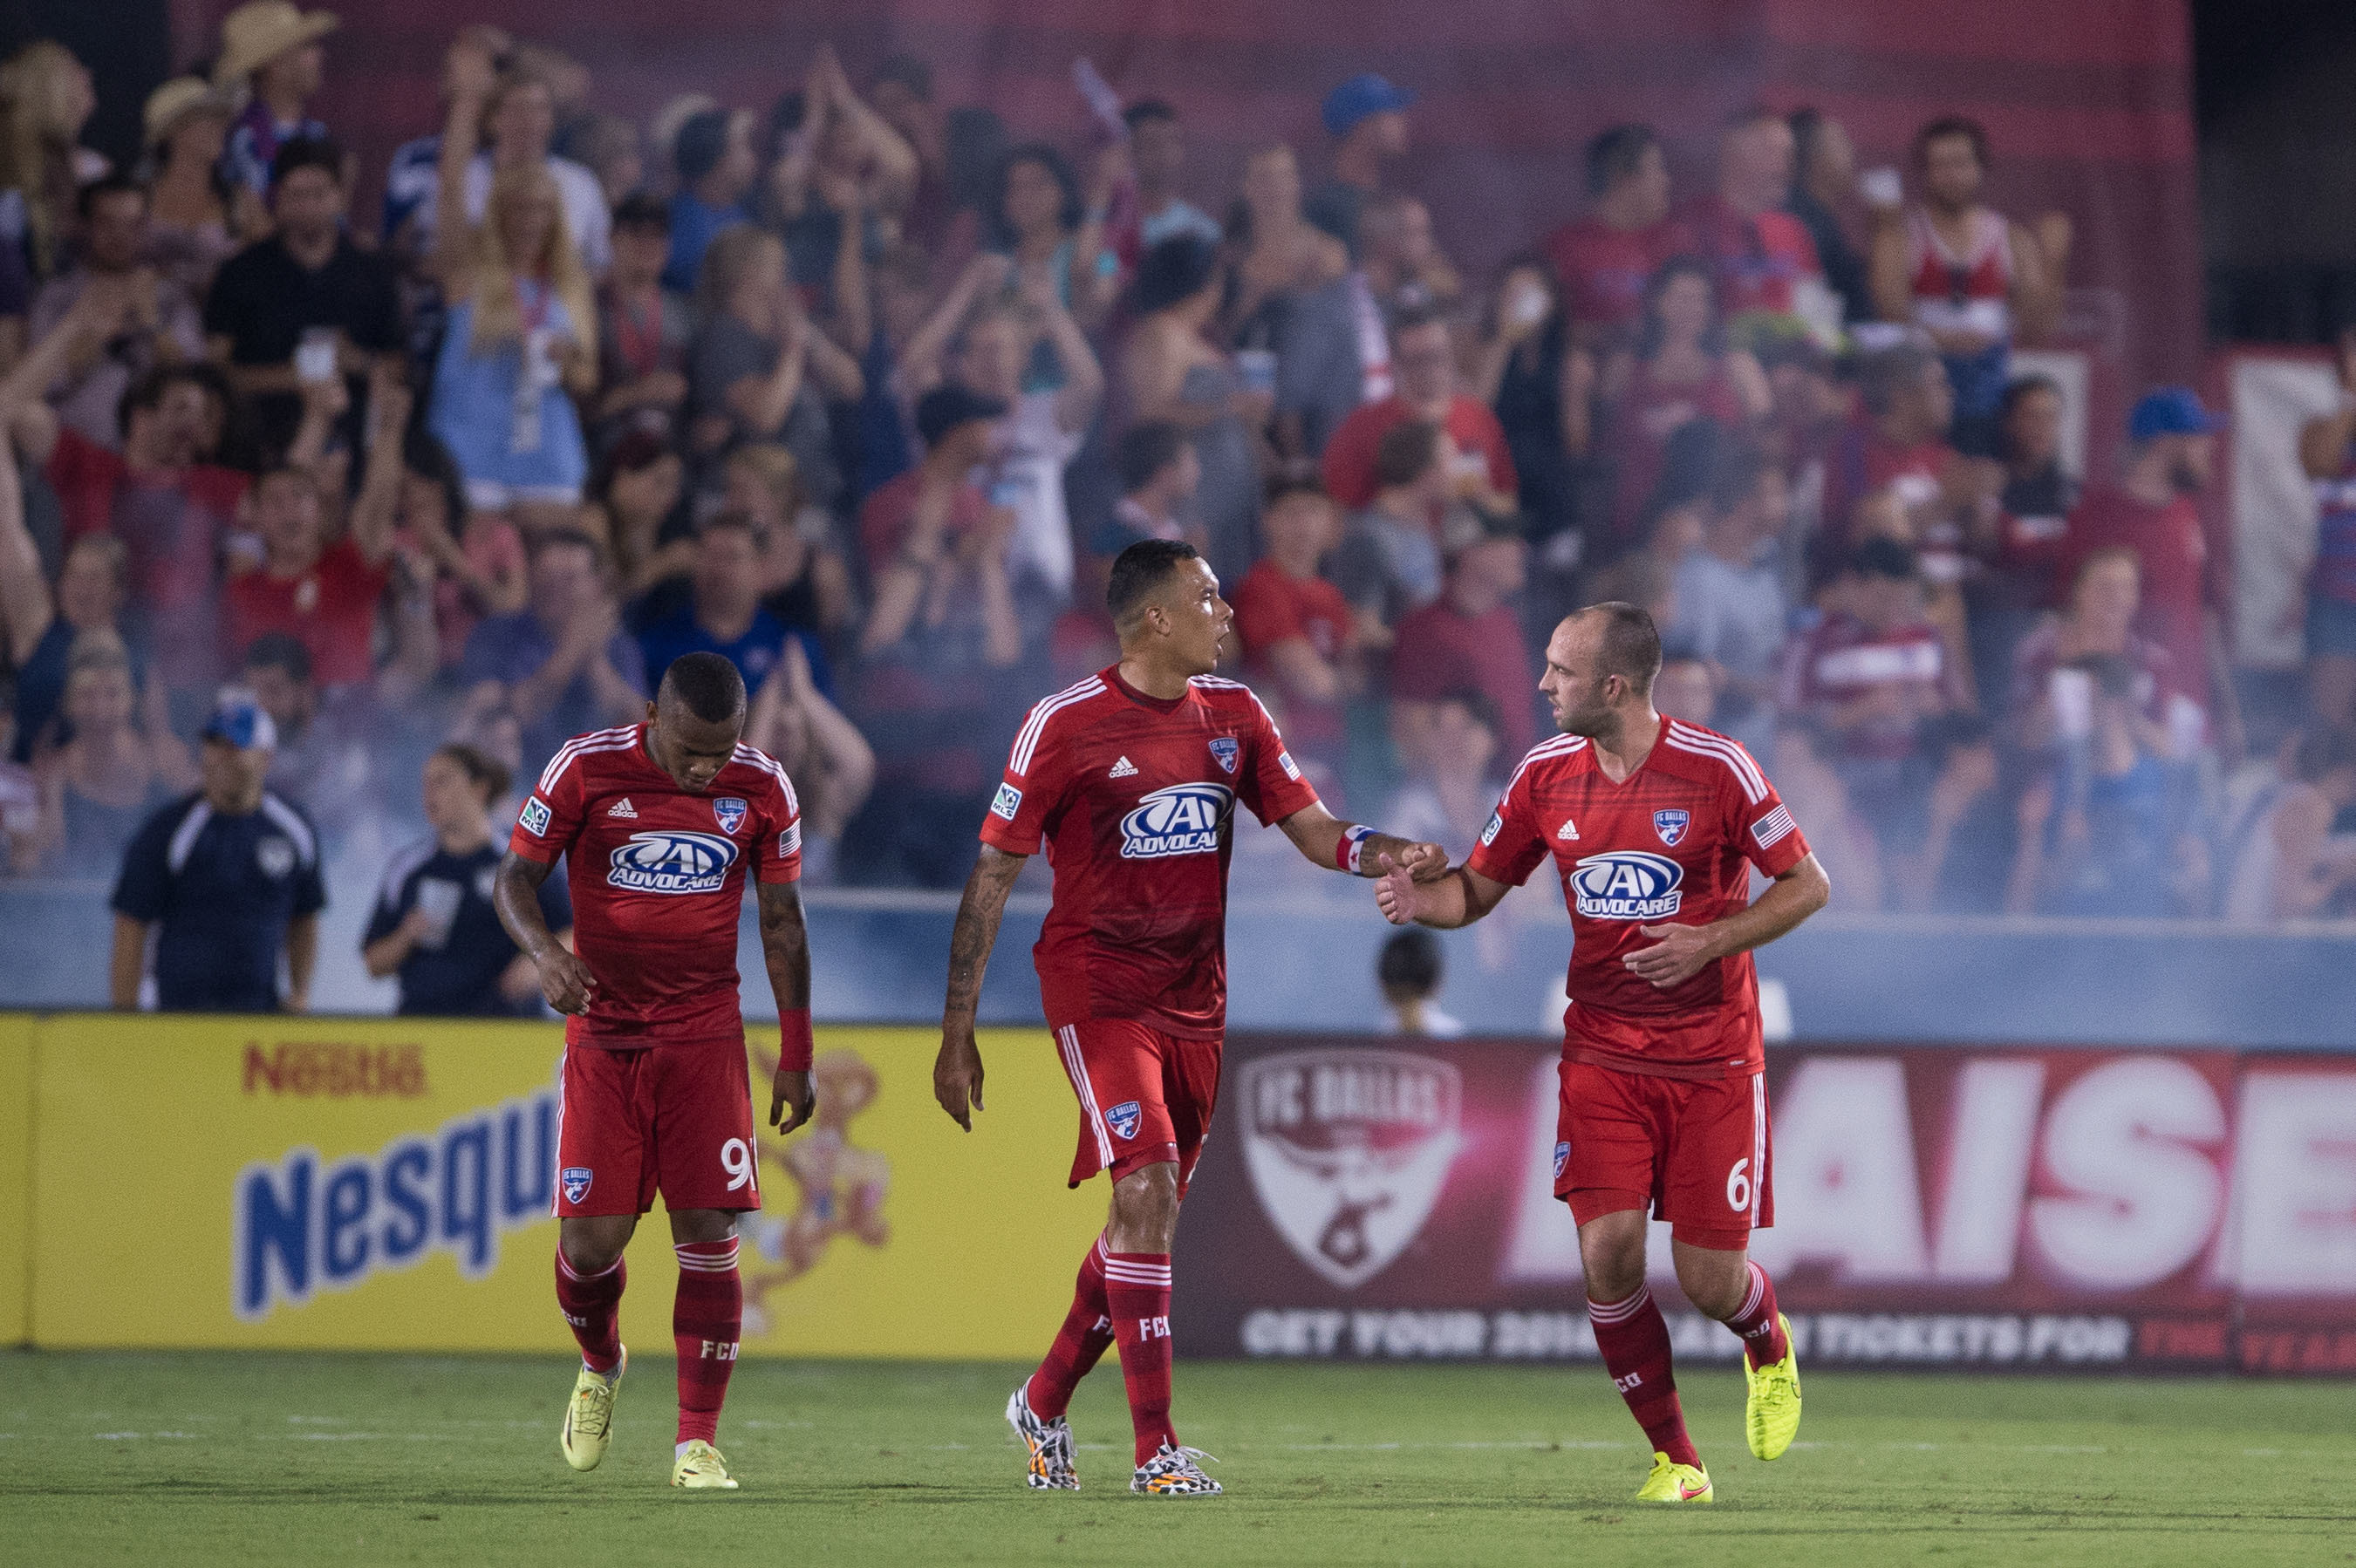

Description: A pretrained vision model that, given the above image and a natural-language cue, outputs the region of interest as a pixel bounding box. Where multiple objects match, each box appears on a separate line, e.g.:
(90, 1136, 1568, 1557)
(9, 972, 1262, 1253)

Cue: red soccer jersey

(1319, 394, 1519, 512)
(1467, 719, 1810, 1080)
(980, 667, 1321, 1038)
(509, 722, 802, 1048)
(1232, 561, 1353, 760)
(1545, 216, 1670, 334)
(222, 539, 391, 687)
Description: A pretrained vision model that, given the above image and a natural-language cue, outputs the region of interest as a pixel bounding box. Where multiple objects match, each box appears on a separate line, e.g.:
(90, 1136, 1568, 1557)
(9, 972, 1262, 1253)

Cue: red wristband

(778, 1008, 814, 1073)
(1337, 825, 1374, 876)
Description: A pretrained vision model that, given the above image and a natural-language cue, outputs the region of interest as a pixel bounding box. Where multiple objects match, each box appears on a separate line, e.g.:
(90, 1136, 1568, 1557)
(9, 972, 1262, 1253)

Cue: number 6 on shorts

(1725, 1156, 1752, 1215)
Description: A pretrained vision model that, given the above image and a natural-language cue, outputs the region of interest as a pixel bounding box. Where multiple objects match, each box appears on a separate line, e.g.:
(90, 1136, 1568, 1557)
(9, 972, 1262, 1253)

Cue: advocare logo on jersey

(607, 829, 740, 894)
(1568, 849, 1684, 919)
(1118, 781, 1233, 859)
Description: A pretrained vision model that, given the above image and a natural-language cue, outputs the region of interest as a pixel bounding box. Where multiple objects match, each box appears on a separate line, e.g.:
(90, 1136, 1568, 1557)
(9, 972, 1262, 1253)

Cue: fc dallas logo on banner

(1236, 1048, 1462, 1289)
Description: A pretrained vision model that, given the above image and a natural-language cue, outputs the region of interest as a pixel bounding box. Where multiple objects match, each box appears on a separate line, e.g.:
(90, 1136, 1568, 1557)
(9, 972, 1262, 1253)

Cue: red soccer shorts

(554, 1040, 761, 1217)
(1554, 1059, 1772, 1249)
(1052, 1019, 1221, 1196)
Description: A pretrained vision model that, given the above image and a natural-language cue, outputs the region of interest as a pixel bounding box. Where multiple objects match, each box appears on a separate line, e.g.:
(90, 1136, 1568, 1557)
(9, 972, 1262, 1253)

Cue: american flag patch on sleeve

(779, 821, 802, 857)
(1752, 805, 1796, 850)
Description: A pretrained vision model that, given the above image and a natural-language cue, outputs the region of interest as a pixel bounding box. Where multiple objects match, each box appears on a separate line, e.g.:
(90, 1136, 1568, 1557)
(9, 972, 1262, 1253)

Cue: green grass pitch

(3, 1351, 2351, 1566)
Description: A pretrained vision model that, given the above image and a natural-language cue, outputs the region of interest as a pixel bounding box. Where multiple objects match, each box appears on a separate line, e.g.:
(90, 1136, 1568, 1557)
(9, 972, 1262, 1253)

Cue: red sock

(554, 1250, 625, 1375)
(1719, 1260, 1791, 1369)
(1103, 1251, 1175, 1465)
(1026, 1236, 1116, 1421)
(673, 1238, 741, 1446)
(1588, 1285, 1698, 1467)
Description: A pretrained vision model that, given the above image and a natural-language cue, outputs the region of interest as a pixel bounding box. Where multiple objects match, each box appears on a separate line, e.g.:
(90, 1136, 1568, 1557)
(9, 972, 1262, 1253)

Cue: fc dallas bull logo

(1238, 1048, 1463, 1290)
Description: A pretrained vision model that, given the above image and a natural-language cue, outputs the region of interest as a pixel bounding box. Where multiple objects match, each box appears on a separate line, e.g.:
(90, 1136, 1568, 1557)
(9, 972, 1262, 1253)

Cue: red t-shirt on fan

(1319, 393, 1518, 511)
(1467, 719, 1811, 1080)
(980, 667, 1321, 1038)
(509, 723, 802, 1048)
(1231, 561, 1354, 760)
(2051, 486, 2212, 703)
(1545, 217, 1670, 335)
(223, 539, 390, 686)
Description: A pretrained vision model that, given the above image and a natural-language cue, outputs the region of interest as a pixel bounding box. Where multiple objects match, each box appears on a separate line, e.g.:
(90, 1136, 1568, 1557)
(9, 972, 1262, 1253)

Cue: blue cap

(201, 692, 278, 752)
(2128, 385, 2223, 444)
(1322, 73, 1414, 138)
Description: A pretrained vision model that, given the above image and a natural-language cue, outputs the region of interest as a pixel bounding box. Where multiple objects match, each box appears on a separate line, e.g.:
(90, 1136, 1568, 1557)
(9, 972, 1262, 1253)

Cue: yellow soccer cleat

(1745, 1312, 1803, 1461)
(1633, 1450, 1713, 1503)
(671, 1439, 740, 1490)
(559, 1345, 625, 1473)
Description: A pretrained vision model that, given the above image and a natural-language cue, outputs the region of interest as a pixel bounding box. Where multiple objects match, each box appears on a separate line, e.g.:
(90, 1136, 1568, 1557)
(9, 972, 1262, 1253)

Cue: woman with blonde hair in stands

(0, 40, 100, 280)
(32, 631, 195, 877)
(429, 45, 597, 529)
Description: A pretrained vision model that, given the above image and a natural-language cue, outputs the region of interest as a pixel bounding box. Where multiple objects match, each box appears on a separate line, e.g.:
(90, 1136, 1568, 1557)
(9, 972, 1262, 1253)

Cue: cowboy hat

(214, 2, 339, 88)
(143, 76, 236, 146)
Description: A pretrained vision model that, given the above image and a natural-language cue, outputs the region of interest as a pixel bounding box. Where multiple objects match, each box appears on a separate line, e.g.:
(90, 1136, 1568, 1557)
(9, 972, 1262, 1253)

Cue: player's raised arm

(759, 878, 816, 1135)
(494, 849, 598, 1015)
(933, 844, 1027, 1130)
(1624, 850, 1831, 990)
(1274, 800, 1451, 882)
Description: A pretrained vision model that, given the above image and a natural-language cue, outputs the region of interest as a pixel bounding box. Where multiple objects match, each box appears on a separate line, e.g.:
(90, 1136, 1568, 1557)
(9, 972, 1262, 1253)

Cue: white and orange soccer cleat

(1006, 1384, 1079, 1490)
(559, 1345, 625, 1473)
(1131, 1442, 1222, 1497)
(1632, 1450, 1712, 1503)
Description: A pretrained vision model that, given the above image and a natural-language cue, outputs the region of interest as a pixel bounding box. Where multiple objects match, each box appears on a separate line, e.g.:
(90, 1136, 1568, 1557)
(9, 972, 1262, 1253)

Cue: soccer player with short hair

(934, 538, 1450, 1497)
(495, 651, 816, 1491)
(1376, 602, 1827, 1504)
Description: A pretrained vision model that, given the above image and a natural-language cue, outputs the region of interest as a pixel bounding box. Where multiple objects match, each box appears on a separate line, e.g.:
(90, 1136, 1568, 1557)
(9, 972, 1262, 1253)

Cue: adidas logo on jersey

(1557, 818, 1581, 841)
(1109, 756, 1139, 779)
(606, 798, 639, 819)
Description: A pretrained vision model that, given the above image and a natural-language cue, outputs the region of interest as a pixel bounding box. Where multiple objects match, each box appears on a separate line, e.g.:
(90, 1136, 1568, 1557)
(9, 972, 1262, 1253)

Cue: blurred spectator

(868, 53, 950, 246)
(364, 742, 571, 1015)
(393, 428, 525, 670)
(2052, 387, 2223, 712)
(845, 242, 929, 502)
(558, 112, 644, 213)
(223, 376, 405, 690)
(1971, 374, 2079, 712)
(1670, 108, 1823, 330)
(0, 458, 130, 760)
(1546, 125, 1672, 349)
(593, 194, 691, 445)
(0, 726, 35, 869)
(1772, 715, 1886, 910)
(1224, 143, 1356, 460)
(1620, 415, 1722, 599)
(1669, 441, 1790, 757)
(1786, 536, 1957, 851)
(2297, 327, 2356, 729)
(686, 225, 857, 509)
(663, 106, 755, 294)
(428, 83, 598, 516)
(31, 629, 194, 876)
(583, 428, 690, 597)
(2010, 548, 2193, 760)
(1827, 341, 1992, 595)
(635, 512, 815, 694)
(1233, 479, 1358, 774)
(30, 176, 204, 453)
(1329, 418, 1456, 636)
(459, 527, 647, 769)
(1118, 100, 1219, 262)
(1868, 117, 2068, 457)
(1375, 925, 1464, 1038)
(0, 41, 100, 280)
(1472, 259, 1591, 553)
(986, 141, 1117, 335)
(1322, 303, 1516, 513)
(1902, 709, 2008, 913)
(1602, 257, 1769, 543)
(744, 637, 874, 886)
(215, 1, 336, 206)
(1383, 688, 1506, 862)
(849, 385, 1023, 885)
(1123, 235, 1265, 583)
(2010, 652, 2209, 917)
(1099, 421, 1202, 557)
(1306, 73, 1414, 256)
(140, 78, 248, 303)
(109, 692, 322, 1012)
(1390, 507, 1534, 767)
(4, 310, 246, 699)
(1653, 655, 1717, 727)
(203, 134, 402, 459)
(2219, 726, 2356, 923)
(455, 45, 612, 278)
(769, 47, 914, 283)
(1360, 194, 1462, 319)
(379, 24, 514, 262)
(1785, 108, 1869, 329)
(719, 443, 854, 640)
(239, 631, 320, 800)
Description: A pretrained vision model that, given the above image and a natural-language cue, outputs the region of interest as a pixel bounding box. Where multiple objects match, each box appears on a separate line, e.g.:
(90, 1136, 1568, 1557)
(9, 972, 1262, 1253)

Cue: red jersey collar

(1104, 664, 1193, 715)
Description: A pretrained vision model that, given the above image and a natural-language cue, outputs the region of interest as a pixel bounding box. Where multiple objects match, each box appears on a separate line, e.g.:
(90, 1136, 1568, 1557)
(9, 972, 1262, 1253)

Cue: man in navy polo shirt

(109, 693, 324, 1012)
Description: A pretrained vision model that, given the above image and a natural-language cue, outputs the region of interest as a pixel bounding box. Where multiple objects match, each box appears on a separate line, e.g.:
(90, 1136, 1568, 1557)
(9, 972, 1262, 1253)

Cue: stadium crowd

(3, 5, 2355, 1012)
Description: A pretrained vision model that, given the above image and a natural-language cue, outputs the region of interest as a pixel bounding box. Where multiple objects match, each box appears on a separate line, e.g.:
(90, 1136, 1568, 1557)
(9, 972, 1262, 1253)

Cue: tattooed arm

(932, 845, 1028, 1130)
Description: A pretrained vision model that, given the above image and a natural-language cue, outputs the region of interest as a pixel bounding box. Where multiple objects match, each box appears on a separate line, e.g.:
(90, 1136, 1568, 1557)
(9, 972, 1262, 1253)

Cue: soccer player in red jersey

(494, 651, 816, 1491)
(1376, 603, 1830, 1504)
(932, 539, 1448, 1497)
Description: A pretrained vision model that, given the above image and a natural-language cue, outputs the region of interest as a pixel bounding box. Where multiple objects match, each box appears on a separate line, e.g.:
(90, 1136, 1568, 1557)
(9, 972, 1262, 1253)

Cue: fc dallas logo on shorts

(561, 1166, 592, 1204)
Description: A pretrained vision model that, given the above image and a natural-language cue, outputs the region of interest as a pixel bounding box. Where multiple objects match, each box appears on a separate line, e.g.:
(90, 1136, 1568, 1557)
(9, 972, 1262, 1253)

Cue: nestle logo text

(243, 1042, 428, 1098)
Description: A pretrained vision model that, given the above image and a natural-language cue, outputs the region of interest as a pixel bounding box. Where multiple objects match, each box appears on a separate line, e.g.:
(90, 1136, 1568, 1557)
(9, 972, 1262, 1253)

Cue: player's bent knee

(559, 1215, 637, 1275)
(1669, 1237, 1751, 1319)
(1574, 1207, 1649, 1301)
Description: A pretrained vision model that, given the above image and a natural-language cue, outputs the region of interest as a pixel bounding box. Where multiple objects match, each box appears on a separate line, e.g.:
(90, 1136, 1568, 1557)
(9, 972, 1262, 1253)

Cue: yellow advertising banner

(0, 1012, 32, 1343)
(23, 1015, 1103, 1357)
